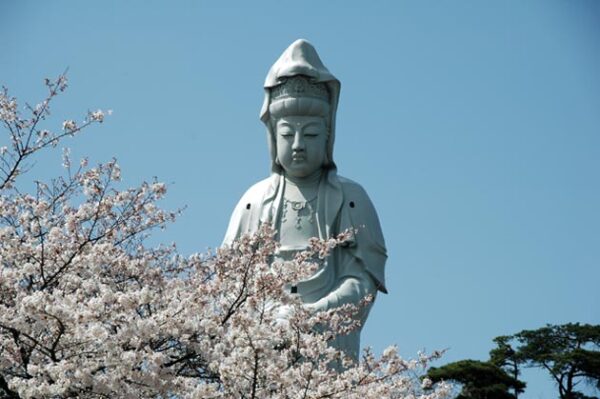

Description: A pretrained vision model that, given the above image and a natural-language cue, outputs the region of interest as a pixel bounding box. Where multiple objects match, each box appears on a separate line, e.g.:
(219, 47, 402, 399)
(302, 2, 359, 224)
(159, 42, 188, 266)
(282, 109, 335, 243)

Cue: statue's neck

(284, 169, 322, 188)
(283, 170, 322, 203)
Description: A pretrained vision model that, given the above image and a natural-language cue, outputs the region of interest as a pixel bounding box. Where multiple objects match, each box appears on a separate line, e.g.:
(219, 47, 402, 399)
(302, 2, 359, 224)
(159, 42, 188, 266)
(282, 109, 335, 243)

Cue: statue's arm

(306, 257, 377, 315)
(339, 179, 388, 293)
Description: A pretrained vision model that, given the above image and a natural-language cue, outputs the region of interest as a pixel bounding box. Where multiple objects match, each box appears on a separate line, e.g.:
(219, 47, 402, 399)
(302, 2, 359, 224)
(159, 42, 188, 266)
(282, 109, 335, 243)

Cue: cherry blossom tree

(0, 75, 451, 399)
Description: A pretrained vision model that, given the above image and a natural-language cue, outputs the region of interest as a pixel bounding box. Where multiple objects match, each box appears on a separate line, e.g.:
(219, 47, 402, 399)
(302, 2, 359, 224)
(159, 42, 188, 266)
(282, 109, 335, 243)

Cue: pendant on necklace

(283, 198, 316, 229)
(291, 201, 305, 211)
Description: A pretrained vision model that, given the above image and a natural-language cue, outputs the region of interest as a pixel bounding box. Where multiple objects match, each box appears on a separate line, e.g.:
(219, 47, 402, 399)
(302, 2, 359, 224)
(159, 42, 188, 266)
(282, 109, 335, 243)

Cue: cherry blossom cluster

(0, 75, 112, 192)
(0, 76, 452, 398)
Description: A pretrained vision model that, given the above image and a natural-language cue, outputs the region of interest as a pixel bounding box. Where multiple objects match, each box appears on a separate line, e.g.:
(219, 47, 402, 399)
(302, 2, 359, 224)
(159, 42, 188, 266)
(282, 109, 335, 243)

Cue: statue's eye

(279, 129, 294, 137)
(304, 131, 319, 137)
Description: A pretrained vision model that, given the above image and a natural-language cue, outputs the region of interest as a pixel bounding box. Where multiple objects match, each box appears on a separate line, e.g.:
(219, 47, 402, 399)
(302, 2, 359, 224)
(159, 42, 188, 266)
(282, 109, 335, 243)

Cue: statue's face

(275, 116, 328, 178)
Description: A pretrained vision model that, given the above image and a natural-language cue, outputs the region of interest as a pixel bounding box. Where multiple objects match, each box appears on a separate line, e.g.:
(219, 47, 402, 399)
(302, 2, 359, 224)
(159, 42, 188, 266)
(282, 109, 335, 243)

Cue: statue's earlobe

(323, 132, 331, 166)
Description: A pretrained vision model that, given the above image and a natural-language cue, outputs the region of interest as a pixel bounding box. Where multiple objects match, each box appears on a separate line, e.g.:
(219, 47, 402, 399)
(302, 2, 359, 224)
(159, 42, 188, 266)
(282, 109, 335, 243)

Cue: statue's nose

(292, 132, 305, 151)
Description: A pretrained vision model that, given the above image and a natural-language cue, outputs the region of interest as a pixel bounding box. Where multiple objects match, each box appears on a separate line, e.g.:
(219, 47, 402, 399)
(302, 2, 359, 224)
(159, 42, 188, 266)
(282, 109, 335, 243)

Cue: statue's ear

(323, 128, 332, 166)
(322, 152, 330, 167)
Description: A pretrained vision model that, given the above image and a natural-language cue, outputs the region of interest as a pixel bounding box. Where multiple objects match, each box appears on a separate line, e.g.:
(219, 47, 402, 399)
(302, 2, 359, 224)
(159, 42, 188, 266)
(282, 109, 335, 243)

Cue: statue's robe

(223, 169, 387, 360)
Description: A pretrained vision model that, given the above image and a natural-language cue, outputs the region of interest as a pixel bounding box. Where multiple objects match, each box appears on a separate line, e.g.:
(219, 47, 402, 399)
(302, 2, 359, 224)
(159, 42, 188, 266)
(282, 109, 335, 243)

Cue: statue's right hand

(274, 304, 293, 327)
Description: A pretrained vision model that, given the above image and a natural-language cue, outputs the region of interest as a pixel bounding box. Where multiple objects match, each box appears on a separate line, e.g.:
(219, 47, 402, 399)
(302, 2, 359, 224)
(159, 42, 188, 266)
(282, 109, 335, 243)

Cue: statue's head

(269, 76, 329, 178)
(260, 39, 341, 175)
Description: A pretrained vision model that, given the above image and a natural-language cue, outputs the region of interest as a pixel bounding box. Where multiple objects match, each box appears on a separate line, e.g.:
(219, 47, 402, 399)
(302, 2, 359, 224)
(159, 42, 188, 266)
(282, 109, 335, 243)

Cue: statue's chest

(276, 183, 320, 251)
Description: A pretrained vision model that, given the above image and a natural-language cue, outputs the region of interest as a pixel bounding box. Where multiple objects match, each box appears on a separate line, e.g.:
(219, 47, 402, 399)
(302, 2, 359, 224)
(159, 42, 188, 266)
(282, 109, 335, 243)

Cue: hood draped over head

(260, 39, 341, 174)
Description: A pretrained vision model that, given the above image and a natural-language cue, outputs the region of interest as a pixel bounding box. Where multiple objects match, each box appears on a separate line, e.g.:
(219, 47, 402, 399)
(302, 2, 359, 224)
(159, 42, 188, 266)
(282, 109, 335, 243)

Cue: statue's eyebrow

(276, 120, 322, 131)
(301, 121, 323, 131)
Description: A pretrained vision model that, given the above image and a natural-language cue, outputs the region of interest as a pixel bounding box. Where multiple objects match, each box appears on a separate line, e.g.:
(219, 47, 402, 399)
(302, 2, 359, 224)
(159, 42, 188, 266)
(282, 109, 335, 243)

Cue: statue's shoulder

(335, 173, 383, 236)
(242, 176, 273, 200)
(336, 175, 372, 201)
(223, 176, 276, 246)
(236, 176, 277, 205)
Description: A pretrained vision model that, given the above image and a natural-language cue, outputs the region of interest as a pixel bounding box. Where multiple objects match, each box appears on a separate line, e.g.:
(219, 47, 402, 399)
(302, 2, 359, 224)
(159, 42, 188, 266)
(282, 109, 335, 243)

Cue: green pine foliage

(426, 323, 600, 399)
(512, 323, 600, 399)
(427, 359, 525, 399)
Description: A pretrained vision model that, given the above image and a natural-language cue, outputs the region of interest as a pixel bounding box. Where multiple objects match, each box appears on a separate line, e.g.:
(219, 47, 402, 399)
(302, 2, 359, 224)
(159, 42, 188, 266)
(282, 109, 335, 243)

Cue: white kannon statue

(223, 39, 387, 361)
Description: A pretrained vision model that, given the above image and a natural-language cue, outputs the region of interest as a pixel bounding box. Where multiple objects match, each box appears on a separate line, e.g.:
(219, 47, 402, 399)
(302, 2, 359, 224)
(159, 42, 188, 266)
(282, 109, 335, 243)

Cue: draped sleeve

(337, 177, 388, 293)
(222, 176, 280, 246)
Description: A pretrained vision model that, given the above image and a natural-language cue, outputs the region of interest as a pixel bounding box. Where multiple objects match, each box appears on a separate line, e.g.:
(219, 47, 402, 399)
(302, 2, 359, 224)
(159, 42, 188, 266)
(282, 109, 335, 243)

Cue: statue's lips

(292, 155, 306, 161)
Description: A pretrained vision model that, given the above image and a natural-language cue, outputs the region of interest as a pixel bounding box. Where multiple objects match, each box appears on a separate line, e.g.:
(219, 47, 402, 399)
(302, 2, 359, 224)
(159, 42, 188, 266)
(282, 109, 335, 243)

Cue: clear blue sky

(2, 1, 599, 397)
